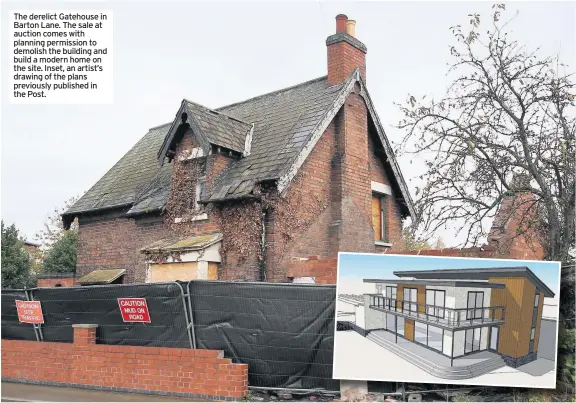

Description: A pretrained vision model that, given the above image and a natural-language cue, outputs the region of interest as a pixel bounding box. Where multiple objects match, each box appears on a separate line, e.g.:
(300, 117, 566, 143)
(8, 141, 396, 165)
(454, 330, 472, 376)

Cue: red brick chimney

(327, 14, 367, 85)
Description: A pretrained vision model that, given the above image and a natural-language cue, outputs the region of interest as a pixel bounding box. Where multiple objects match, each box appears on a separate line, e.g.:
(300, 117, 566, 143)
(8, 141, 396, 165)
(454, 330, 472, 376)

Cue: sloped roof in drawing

(393, 267, 555, 297)
(64, 70, 415, 222)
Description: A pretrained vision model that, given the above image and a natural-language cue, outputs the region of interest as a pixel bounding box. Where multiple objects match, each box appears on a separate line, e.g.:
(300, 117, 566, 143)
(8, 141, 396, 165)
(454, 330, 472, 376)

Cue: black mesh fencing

(1, 281, 337, 391)
(187, 281, 338, 391)
(29, 282, 192, 347)
(1, 289, 37, 341)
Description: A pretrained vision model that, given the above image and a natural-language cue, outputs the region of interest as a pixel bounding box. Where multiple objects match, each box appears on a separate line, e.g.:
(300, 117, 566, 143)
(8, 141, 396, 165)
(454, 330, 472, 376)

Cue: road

(1, 382, 204, 402)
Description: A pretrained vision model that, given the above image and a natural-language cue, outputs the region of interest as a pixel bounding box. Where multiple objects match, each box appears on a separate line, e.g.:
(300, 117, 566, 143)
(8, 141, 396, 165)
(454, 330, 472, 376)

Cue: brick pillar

(72, 324, 98, 345)
(329, 88, 373, 254)
(327, 15, 367, 85)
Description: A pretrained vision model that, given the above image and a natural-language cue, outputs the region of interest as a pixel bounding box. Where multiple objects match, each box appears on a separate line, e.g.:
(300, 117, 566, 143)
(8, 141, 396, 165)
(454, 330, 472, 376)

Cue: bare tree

(35, 196, 80, 249)
(396, 4, 575, 262)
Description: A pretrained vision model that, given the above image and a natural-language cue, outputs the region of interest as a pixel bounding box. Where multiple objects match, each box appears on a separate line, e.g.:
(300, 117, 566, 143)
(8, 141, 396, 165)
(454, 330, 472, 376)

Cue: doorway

(489, 326, 499, 352)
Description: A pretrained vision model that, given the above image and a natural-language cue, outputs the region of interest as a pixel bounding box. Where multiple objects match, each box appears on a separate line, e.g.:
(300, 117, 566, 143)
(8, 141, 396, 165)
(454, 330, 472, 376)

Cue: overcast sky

(2, 1, 574, 244)
(338, 252, 560, 293)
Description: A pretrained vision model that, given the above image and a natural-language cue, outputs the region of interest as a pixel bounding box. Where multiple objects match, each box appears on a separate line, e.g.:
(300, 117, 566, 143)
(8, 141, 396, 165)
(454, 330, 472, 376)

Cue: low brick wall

(36, 273, 76, 287)
(1, 324, 248, 400)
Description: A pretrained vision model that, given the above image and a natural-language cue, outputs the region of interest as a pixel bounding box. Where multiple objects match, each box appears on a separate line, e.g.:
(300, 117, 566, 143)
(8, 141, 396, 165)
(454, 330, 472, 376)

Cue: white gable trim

(277, 70, 360, 194)
(371, 181, 392, 196)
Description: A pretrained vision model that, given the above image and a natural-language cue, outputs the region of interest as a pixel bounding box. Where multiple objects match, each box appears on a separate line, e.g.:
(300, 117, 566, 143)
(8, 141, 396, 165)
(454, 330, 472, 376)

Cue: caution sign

(15, 300, 44, 324)
(117, 298, 151, 323)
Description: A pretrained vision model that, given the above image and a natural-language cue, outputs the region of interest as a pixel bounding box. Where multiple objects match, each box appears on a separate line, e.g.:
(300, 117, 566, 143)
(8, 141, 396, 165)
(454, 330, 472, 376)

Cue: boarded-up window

(371, 194, 387, 242)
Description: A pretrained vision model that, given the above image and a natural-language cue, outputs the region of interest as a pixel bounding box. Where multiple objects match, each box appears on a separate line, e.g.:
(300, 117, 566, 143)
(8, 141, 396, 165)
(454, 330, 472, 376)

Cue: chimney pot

(346, 20, 356, 37)
(336, 14, 348, 33)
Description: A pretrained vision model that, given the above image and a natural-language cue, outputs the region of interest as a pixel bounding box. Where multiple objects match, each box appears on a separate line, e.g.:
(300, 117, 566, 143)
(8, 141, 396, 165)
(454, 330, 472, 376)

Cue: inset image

(334, 253, 560, 388)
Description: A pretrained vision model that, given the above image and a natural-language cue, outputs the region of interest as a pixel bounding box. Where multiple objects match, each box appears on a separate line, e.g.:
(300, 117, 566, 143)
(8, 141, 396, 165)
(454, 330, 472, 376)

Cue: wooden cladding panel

(371, 196, 381, 241)
(405, 319, 415, 341)
(489, 277, 537, 358)
(396, 284, 426, 313)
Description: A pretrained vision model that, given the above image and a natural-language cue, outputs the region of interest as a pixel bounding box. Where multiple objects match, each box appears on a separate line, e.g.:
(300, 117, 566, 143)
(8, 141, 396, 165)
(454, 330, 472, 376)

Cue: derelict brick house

(62, 15, 415, 285)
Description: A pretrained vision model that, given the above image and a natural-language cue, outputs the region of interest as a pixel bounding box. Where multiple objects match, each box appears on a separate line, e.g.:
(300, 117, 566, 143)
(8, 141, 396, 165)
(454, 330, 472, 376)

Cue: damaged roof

(77, 269, 126, 285)
(64, 73, 415, 222)
(141, 233, 222, 253)
(158, 100, 253, 159)
(208, 77, 344, 200)
(65, 123, 173, 217)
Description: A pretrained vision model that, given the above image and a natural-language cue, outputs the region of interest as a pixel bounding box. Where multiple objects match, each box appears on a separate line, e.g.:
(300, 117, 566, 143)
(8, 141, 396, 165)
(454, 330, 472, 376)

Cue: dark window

(467, 291, 484, 320)
(426, 289, 446, 318)
(465, 327, 482, 353)
(403, 288, 418, 313)
(386, 286, 397, 310)
(372, 195, 388, 242)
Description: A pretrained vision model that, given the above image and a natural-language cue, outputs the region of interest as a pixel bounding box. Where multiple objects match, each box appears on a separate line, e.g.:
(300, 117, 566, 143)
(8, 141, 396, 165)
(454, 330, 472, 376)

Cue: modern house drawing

(343, 267, 556, 380)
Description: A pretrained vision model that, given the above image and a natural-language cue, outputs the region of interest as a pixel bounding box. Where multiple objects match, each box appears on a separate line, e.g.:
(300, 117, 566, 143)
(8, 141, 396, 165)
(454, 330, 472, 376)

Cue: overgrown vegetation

(1, 221, 35, 289)
(36, 196, 80, 274)
(396, 3, 575, 263)
(396, 4, 575, 401)
(42, 230, 79, 274)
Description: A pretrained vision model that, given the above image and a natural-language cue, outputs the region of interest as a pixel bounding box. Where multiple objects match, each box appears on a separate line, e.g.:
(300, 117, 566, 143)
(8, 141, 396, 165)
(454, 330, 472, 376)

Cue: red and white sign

(15, 300, 44, 324)
(117, 298, 151, 323)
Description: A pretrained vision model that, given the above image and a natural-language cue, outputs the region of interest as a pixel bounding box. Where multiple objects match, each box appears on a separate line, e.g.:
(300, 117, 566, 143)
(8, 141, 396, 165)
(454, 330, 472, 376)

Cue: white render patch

(243, 123, 254, 157)
(293, 276, 316, 284)
(371, 181, 392, 195)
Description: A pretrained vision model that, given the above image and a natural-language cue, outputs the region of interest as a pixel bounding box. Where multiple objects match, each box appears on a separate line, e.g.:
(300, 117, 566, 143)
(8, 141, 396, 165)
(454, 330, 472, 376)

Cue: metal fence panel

(30, 282, 192, 347)
(187, 280, 338, 391)
(1, 289, 37, 341)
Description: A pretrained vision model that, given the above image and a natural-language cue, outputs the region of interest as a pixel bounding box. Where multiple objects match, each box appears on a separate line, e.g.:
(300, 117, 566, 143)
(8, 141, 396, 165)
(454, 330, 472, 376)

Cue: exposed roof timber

(362, 278, 506, 289)
(393, 267, 555, 297)
(276, 68, 415, 218)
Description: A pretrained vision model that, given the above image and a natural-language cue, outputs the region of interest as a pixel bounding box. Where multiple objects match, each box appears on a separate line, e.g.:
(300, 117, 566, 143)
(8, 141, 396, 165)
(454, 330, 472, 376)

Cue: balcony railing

(367, 294, 505, 328)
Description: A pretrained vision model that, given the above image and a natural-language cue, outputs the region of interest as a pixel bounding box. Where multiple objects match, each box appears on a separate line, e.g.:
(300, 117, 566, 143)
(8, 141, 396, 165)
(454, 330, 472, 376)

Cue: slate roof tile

(66, 76, 344, 216)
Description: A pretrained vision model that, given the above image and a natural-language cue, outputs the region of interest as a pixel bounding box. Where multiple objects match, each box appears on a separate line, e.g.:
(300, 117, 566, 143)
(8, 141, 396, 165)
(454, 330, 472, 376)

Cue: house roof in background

(393, 267, 555, 297)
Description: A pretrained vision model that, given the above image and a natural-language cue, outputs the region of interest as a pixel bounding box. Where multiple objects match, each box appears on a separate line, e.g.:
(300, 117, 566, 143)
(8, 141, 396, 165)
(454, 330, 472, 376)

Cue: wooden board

(149, 262, 199, 283)
(371, 195, 381, 241)
(405, 319, 415, 341)
(489, 277, 537, 358)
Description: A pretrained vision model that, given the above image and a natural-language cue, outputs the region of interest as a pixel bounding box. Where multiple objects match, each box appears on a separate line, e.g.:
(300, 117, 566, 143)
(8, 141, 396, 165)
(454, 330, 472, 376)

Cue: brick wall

(76, 215, 168, 284)
(286, 258, 337, 284)
(1, 324, 248, 400)
(327, 38, 366, 85)
(37, 274, 76, 287)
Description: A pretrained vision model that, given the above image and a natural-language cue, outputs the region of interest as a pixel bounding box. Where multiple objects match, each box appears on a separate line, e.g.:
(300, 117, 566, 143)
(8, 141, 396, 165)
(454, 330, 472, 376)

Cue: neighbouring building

(361, 266, 554, 378)
(62, 15, 415, 284)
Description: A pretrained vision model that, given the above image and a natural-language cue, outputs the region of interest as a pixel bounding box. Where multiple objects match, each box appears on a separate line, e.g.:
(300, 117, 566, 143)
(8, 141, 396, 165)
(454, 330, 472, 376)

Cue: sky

(338, 252, 561, 294)
(1, 1, 575, 244)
